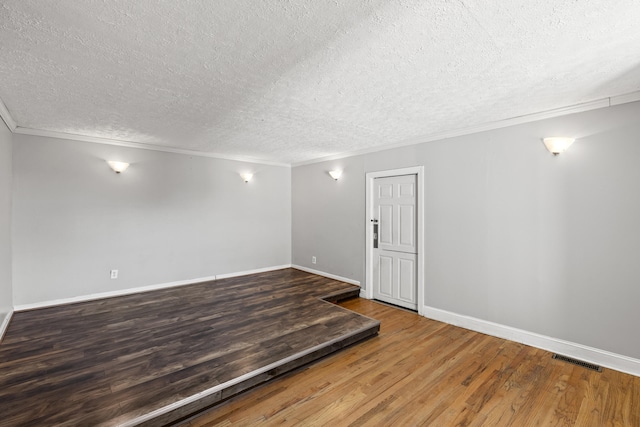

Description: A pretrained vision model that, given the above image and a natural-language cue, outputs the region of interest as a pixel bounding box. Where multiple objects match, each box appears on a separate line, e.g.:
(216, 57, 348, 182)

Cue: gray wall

(293, 101, 640, 360)
(12, 134, 291, 305)
(0, 121, 13, 321)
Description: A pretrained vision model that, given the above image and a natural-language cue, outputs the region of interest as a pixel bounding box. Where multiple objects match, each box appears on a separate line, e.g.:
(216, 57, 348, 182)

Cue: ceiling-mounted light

(329, 170, 342, 180)
(543, 137, 575, 156)
(240, 173, 253, 183)
(107, 160, 130, 173)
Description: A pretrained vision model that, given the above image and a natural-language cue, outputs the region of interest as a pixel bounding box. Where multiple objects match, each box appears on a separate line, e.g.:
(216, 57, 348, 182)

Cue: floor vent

(552, 354, 602, 372)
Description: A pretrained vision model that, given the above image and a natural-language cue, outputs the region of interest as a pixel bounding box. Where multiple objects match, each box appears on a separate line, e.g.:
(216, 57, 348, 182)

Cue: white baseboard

(0, 309, 13, 342)
(291, 265, 361, 287)
(422, 304, 640, 377)
(216, 264, 292, 280)
(14, 265, 298, 312)
(14, 275, 218, 312)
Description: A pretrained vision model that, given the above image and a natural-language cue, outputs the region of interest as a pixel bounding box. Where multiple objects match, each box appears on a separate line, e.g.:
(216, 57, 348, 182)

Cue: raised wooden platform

(184, 298, 640, 426)
(0, 269, 379, 426)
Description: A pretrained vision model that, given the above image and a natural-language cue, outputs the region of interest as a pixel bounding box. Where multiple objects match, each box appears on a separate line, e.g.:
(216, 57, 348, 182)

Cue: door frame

(365, 166, 425, 316)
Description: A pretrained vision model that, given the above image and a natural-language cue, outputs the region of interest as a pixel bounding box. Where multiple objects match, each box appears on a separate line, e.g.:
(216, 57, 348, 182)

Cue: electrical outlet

(312, 256, 316, 264)
(110, 269, 118, 279)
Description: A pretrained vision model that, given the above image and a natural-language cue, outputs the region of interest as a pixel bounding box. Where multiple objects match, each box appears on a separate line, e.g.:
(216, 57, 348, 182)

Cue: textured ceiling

(1, 0, 640, 165)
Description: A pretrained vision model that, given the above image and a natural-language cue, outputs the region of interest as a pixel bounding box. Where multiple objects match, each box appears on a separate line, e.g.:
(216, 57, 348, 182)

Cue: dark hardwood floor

(184, 298, 640, 426)
(0, 269, 379, 426)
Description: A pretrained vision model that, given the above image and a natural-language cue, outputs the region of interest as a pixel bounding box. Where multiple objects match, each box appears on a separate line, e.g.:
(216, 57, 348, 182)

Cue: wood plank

(184, 298, 640, 426)
(0, 268, 379, 426)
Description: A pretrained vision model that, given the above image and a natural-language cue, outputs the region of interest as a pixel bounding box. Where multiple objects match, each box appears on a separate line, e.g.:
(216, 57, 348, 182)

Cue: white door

(372, 174, 417, 310)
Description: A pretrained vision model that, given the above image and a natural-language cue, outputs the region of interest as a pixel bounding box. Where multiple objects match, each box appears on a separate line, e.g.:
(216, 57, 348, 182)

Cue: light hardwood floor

(184, 298, 640, 426)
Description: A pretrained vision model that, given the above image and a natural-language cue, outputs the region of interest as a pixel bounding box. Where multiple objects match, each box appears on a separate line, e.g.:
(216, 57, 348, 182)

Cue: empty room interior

(1, 1, 640, 426)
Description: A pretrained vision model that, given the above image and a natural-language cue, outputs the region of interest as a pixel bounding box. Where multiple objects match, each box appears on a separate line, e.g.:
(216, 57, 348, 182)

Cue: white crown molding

(292, 92, 640, 167)
(291, 264, 361, 286)
(13, 127, 291, 167)
(292, 97, 615, 167)
(3, 90, 640, 167)
(610, 90, 640, 106)
(0, 309, 14, 343)
(422, 304, 640, 378)
(0, 98, 17, 132)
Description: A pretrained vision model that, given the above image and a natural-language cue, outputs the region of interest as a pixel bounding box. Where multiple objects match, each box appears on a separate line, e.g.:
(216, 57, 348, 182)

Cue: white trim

(291, 95, 640, 167)
(422, 305, 640, 377)
(610, 90, 640, 106)
(215, 264, 292, 280)
(14, 275, 218, 311)
(0, 309, 14, 342)
(2, 90, 640, 167)
(365, 166, 425, 316)
(0, 98, 17, 132)
(13, 127, 290, 167)
(14, 265, 296, 311)
(291, 265, 361, 286)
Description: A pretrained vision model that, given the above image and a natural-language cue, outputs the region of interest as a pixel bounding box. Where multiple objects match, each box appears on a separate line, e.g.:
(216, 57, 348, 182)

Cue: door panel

(399, 182, 414, 197)
(372, 174, 417, 310)
(399, 205, 415, 247)
(378, 255, 393, 298)
(376, 177, 416, 254)
(399, 256, 416, 302)
(378, 183, 393, 198)
(372, 251, 417, 310)
(379, 205, 394, 246)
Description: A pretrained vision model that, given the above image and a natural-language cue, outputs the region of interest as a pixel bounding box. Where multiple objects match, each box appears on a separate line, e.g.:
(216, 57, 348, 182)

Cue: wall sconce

(543, 137, 575, 156)
(107, 161, 130, 173)
(329, 170, 342, 180)
(240, 173, 253, 183)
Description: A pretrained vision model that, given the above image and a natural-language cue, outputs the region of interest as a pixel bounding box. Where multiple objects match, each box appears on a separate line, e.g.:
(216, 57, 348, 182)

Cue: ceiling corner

(0, 96, 17, 132)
